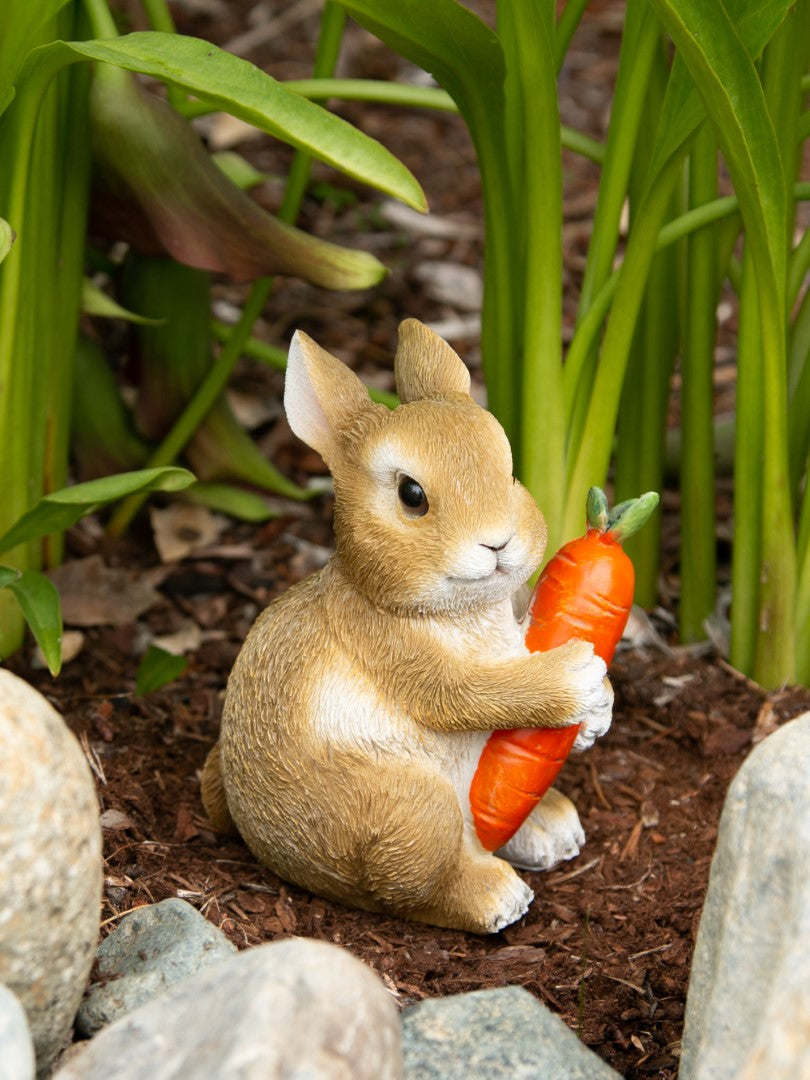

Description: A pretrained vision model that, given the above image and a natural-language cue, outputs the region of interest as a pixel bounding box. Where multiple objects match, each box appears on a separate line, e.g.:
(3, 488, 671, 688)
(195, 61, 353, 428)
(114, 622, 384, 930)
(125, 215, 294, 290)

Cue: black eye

(398, 476, 429, 517)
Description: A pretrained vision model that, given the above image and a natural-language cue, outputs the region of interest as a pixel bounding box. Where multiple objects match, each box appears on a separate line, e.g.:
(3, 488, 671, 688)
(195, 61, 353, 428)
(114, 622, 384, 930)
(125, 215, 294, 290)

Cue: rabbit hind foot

(496, 787, 585, 871)
(403, 853, 534, 935)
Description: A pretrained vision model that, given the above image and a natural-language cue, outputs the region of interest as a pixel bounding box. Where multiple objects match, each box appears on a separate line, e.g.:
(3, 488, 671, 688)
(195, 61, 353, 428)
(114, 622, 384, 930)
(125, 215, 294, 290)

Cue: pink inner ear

(284, 330, 372, 462)
(283, 331, 334, 458)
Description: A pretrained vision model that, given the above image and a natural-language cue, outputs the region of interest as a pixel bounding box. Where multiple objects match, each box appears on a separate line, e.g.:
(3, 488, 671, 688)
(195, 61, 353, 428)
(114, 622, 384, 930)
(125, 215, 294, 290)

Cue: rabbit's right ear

(285, 330, 371, 462)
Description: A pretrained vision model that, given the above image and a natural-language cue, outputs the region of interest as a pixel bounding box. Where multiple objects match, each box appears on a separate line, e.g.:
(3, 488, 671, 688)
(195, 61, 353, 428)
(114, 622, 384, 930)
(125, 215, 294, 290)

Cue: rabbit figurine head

(284, 318, 547, 617)
(201, 319, 612, 934)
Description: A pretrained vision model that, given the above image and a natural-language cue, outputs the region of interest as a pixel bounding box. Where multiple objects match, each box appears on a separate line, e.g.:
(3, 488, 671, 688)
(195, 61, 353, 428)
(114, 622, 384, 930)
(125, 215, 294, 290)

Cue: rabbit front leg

(386, 636, 612, 737)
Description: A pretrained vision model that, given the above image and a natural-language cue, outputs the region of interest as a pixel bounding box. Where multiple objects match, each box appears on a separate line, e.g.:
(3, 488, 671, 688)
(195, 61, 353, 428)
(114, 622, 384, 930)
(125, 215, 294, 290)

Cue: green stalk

(555, 0, 590, 72)
(742, 5, 807, 684)
(611, 33, 677, 607)
(679, 123, 718, 641)
(564, 151, 686, 541)
(788, 289, 810, 481)
(789, 227, 810, 311)
(730, 249, 764, 675)
(577, 0, 660, 320)
(504, 1, 566, 550)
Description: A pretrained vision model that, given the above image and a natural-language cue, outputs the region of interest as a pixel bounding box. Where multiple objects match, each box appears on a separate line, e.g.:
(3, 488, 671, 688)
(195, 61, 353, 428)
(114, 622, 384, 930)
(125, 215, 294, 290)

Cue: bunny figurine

(201, 319, 613, 934)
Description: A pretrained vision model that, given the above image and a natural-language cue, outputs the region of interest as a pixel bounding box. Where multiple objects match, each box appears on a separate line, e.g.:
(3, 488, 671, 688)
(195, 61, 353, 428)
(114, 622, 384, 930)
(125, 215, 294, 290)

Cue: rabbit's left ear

(394, 319, 471, 403)
(285, 330, 371, 462)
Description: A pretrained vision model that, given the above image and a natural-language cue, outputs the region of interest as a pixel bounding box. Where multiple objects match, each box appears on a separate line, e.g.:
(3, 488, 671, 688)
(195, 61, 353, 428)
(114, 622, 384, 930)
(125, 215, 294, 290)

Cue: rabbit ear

(394, 319, 471, 403)
(285, 330, 371, 460)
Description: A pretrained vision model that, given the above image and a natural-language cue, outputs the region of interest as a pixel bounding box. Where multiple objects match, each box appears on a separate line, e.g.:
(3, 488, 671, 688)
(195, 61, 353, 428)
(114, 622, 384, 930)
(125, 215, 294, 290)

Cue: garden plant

(1, 0, 808, 692)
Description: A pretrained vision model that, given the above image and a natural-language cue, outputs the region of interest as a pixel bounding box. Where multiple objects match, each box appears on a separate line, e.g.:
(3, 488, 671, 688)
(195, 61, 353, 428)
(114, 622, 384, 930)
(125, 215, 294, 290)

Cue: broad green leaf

(135, 644, 189, 695)
(82, 278, 164, 325)
(0, 566, 63, 675)
(31, 33, 425, 211)
(0, 218, 14, 265)
(0, 467, 196, 554)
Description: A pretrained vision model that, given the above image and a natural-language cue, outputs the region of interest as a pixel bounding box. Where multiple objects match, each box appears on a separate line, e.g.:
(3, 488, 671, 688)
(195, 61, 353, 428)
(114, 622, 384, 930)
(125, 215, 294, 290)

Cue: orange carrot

(469, 487, 659, 852)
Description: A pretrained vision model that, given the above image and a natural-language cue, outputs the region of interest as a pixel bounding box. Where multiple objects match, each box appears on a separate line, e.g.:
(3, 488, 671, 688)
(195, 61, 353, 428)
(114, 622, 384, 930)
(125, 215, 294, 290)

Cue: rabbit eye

(398, 476, 429, 517)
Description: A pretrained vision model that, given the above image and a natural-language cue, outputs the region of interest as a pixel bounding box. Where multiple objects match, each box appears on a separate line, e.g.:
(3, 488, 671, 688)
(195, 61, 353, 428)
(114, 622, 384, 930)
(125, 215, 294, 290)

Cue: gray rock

(681, 712, 810, 1080)
(0, 983, 35, 1080)
(77, 897, 237, 1035)
(55, 937, 403, 1079)
(402, 985, 620, 1079)
(0, 670, 102, 1076)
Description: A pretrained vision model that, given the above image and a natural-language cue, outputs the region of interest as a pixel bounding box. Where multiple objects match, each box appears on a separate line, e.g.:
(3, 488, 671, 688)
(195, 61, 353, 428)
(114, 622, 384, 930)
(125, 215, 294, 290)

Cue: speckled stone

(77, 897, 237, 1035)
(0, 982, 35, 1080)
(0, 670, 102, 1076)
(55, 937, 403, 1079)
(681, 712, 810, 1079)
(402, 985, 620, 1079)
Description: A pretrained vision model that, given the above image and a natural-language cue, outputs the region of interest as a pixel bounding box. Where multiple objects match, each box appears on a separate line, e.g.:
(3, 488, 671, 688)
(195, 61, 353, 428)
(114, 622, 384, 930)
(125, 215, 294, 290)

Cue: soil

(9, 3, 810, 1078)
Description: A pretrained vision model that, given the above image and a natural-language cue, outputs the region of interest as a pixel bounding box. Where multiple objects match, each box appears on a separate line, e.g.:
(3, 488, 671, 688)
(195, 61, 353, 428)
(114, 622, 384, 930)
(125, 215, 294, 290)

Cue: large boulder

(55, 937, 403, 1079)
(680, 712, 810, 1079)
(0, 670, 102, 1076)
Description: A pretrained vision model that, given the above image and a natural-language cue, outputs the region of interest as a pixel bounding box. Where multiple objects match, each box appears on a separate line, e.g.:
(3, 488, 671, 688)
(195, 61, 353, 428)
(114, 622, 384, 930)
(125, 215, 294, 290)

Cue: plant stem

(564, 152, 685, 541)
(577, 0, 660, 320)
(555, 0, 590, 72)
(679, 123, 718, 641)
(507, 0, 566, 550)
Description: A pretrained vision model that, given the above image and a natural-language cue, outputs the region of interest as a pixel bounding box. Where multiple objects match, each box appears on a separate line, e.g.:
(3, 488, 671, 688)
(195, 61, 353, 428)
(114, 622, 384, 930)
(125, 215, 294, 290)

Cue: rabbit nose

(482, 535, 512, 553)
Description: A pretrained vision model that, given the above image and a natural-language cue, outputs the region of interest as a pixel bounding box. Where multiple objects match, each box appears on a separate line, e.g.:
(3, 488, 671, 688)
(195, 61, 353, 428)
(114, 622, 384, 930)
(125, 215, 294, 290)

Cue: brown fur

(202, 320, 612, 933)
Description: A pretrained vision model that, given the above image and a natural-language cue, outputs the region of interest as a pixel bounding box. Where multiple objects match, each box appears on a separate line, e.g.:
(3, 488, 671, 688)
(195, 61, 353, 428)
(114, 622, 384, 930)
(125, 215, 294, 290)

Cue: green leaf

(82, 278, 165, 324)
(645, 0, 793, 189)
(336, 0, 505, 134)
(0, 467, 196, 555)
(0, 0, 72, 113)
(135, 644, 189, 695)
(184, 483, 279, 522)
(0, 566, 63, 675)
(0, 218, 14, 265)
(36, 32, 426, 211)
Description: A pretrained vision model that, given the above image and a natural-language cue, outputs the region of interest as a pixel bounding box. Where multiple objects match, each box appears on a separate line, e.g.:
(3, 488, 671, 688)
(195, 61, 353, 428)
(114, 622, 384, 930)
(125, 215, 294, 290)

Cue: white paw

(561, 641, 613, 750)
(572, 673, 613, 751)
(486, 867, 534, 933)
(498, 788, 585, 871)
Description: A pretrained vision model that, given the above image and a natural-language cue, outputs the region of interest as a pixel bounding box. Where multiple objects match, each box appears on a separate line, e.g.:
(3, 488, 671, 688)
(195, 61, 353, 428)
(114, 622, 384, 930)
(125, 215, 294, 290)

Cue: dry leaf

(153, 618, 203, 655)
(48, 555, 160, 627)
(150, 503, 227, 562)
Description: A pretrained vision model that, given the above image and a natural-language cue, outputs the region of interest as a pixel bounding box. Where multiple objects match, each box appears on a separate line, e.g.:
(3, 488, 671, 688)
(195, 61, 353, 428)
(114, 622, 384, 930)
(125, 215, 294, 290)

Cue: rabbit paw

(560, 642, 613, 751)
(498, 788, 585, 871)
(485, 866, 535, 933)
(572, 673, 614, 751)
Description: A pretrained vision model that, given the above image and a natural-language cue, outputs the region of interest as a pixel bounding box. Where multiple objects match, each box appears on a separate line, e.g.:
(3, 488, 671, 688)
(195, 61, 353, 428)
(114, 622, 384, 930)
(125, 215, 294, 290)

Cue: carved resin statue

(201, 320, 612, 933)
